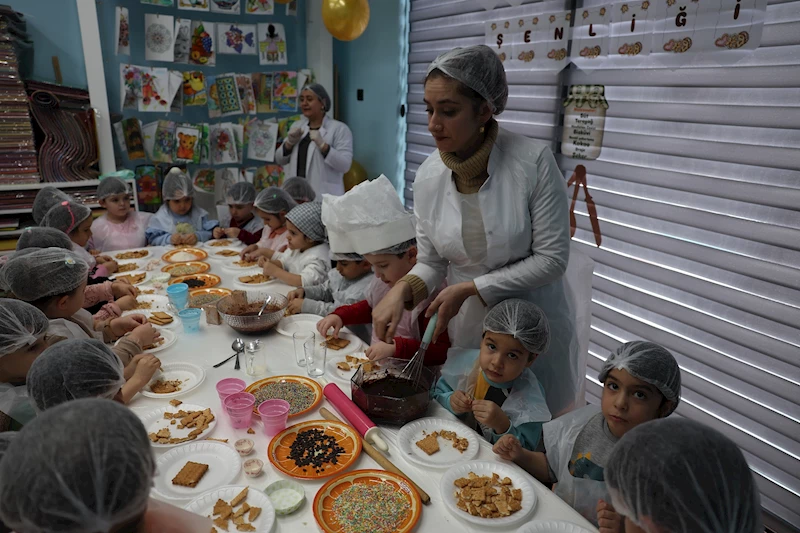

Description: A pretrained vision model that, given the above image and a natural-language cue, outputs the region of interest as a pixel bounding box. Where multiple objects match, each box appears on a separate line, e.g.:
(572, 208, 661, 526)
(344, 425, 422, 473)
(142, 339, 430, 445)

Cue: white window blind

(404, 0, 800, 530)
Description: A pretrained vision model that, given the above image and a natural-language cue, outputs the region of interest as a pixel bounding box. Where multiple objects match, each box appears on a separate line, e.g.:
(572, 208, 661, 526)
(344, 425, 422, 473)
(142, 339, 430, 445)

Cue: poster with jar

(560, 85, 609, 161)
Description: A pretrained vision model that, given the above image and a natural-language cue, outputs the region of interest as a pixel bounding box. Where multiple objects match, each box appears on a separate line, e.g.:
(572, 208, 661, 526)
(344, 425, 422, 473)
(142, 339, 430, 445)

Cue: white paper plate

(113, 248, 151, 261)
(152, 442, 241, 501)
(319, 331, 363, 356)
(143, 328, 178, 354)
(185, 485, 276, 532)
(326, 351, 367, 383)
(122, 295, 179, 328)
(233, 268, 279, 289)
(397, 417, 480, 468)
(275, 313, 324, 337)
(142, 362, 205, 399)
(203, 238, 243, 250)
(207, 249, 243, 261)
(440, 461, 537, 528)
(111, 270, 151, 286)
(517, 521, 596, 533)
(138, 402, 216, 449)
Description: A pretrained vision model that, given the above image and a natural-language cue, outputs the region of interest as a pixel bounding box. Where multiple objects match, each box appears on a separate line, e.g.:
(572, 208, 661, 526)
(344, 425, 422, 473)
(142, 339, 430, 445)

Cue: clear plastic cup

(293, 332, 310, 367)
(304, 333, 326, 378)
(257, 399, 290, 437)
(178, 308, 202, 333)
(216, 377, 246, 408)
(166, 283, 189, 311)
(223, 392, 256, 429)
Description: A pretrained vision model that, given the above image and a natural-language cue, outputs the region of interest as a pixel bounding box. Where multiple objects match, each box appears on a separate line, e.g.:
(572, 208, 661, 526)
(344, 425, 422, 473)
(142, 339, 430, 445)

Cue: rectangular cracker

(415, 433, 440, 455)
(230, 486, 249, 507)
(171, 461, 209, 488)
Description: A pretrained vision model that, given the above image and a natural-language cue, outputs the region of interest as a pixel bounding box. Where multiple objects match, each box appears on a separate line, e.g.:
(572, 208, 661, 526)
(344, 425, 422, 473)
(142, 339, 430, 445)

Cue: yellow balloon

(343, 160, 368, 192)
(322, 0, 370, 41)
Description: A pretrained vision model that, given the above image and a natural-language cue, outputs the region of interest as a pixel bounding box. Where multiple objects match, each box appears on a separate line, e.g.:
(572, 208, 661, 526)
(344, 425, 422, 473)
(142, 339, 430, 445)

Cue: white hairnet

(606, 418, 761, 533)
(0, 248, 88, 301)
(0, 299, 49, 357)
(599, 340, 681, 412)
(426, 45, 508, 114)
(16, 226, 73, 251)
(367, 238, 417, 256)
(0, 398, 155, 533)
(32, 186, 71, 225)
(163, 167, 194, 200)
(303, 83, 331, 112)
(97, 176, 129, 200)
(27, 339, 125, 413)
(331, 252, 365, 262)
(483, 298, 550, 355)
(282, 177, 316, 203)
(286, 201, 327, 243)
(41, 200, 92, 234)
(255, 186, 296, 214)
(226, 181, 256, 205)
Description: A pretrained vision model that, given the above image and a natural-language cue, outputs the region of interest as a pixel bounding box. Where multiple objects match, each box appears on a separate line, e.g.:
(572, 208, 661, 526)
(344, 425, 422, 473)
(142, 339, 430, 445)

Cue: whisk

(401, 313, 439, 388)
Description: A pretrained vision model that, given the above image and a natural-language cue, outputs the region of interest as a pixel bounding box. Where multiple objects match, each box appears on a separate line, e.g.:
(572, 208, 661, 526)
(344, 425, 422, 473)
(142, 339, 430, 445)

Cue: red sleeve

(237, 228, 262, 245)
(394, 312, 450, 366)
(332, 299, 373, 326)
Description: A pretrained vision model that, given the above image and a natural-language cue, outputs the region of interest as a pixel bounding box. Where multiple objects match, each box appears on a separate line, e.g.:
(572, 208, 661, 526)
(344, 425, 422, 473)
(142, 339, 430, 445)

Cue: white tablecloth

(132, 245, 598, 533)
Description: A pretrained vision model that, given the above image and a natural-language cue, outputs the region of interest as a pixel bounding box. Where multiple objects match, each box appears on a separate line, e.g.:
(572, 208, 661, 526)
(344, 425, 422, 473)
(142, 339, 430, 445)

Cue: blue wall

(333, 0, 407, 191)
(5, 0, 87, 88)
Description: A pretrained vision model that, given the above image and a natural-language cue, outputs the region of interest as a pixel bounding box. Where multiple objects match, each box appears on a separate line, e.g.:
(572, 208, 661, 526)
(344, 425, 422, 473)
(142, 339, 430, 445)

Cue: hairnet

(426, 45, 508, 114)
(0, 398, 155, 533)
(226, 181, 256, 205)
(163, 167, 194, 200)
(606, 418, 761, 533)
(366, 238, 417, 256)
(0, 299, 49, 357)
(97, 176, 129, 200)
(303, 83, 332, 112)
(41, 200, 92, 235)
(27, 339, 125, 413)
(286, 201, 327, 243)
(331, 252, 365, 262)
(283, 177, 316, 203)
(483, 298, 550, 355)
(255, 186, 296, 214)
(599, 340, 681, 412)
(16, 226, 73, 251)
(0, 248, 88, 301)
(32, 186, 71, 225)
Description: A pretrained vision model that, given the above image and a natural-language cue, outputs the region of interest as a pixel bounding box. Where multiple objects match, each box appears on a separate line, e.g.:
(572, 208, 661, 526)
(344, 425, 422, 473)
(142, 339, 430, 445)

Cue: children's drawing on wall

(168, 70, 183, 114)
(135, 165, 163, 212)
(141, 0, 174, 6)
(153, 120, 176, 163)
(218, 24, 256, 55)
(182, 71, 208, 106)
(145, 14, 174, 62)
(211, 0, 241, 14)
(246, 0, 274, 15)
(120, 64, 141, 110)
(258, 23, 287, 65)
(190, 21, 215, 66)
(142, 122, 158, 160)
(236, 74, 257, 115)
(193, 169, 216, 194)
(178, 0, 210, 11)
(253, 73, 273, 113)
(286, 1, 298, 16)
(247, 119, 278, 162)
(115, 7, 130, 55)
(175, 124, 202, 164)
(272, 71, 298, 112)
(232, 124, 245, 162)
(210, 123, 238, 164)
(122, 118, 145, 160)
(174, 18, 192, 63)
(277, 113, 301, 144)
(215, 73, 243, 116)
(206, 75, 221, 118)
(253, 165, 284, 191)
(215, 168, 241, 204)
(139, 68, 170, 113)
(199, 124, 210, 164)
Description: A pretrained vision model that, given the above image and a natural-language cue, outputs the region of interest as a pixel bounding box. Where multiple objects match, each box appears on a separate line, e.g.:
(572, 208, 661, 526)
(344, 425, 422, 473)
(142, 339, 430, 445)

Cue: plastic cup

(178, 308, 202, 333)
(304, 333, 326, 378)
(223, 392, 256, 429)
(258, 399, 290, 437)
(216, 378, 246, 408)
(166, 283, 189, 311)
(293, 332, 310, 367)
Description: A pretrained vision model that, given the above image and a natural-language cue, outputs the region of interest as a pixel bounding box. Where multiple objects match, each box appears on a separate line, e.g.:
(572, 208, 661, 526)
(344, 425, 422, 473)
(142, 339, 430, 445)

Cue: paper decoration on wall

(236, 74, 257, 115)
(219, 24, 256, 55)
(561, 85, 609, 160)
(572, 7, 610, 69)
(183, 71, 207, 106)
(277, 114, 301, 144)
(258, 23, 287, 65)
(190, 21, 215, 66)
(246, 0, 274, 15)
(215, 168, 241, 204)
(199, 124, 211, 163)
(253, 164, 284, 191)
(215, 73, 243, 116)
(179, 0, 210, 11)
(240, 167, 255, 184)
(247, 119, 278, 162)
(211, 0, 242, 14)
(135, 165, 163, 212)
(286, 0, 297, 16)
(142, 0, 174, 6)
(120, 64, 141, 110)
(122, 118, 146, 160)
(153, 121, 176, 163)
(113, 122, 128, 159)
(115, 7, 130, 55)
(609, 1, 653, 58)
(145, 14, 175, 62)
(139, 68, 171, 112)
(193, 168, 216, 193)
(297, 69, 314, 92)
(175, 124, 202, 163)
(168, 70, 184, 114)
(713, 0, 763, 52)
(141, 122, 158, 160)
(253, 73, 273, 113)
(206, 75, 221, 118)
(174, 18, 192, 63)
(210, 123, 238, 164)
(232, 123, 245, 162)
(272, 71, 298, 112)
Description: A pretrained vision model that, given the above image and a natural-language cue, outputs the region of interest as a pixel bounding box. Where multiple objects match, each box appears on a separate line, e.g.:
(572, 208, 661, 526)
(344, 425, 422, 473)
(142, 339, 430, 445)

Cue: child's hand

(101, 259, 119, 274)
(224, 228, 241, 239)
(111, 280, 137, 299)
(129, 323, 161, 348)
(213, 227, 225, 239)
(110, 314, 147, 337)
(472, 399, 511, 434)
(131, 354, 161, 384)
(261, 260, 280, 277)
(286, 298, 304, 315)
(449, 390, 473, 414)
(317, 314, 343, 338)
(287, 288, 305, 301)
(597, 500, 624, 533)
(115, 295, 137, 311)
(170, 233, 183, 245)
(183, 233, 198, 245)
(493, 434, 525, 462)
(240, 244, 258, 260)
(365, 341, 395, 361)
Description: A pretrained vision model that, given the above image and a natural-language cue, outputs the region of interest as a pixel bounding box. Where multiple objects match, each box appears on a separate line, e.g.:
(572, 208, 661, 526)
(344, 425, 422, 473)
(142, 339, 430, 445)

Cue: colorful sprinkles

(332, 482, 409, 533)
(253, 381, 315, 415)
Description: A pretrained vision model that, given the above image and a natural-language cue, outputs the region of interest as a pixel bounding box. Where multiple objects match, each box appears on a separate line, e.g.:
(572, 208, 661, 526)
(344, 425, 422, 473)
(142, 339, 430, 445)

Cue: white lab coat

(275, 115, 353, 197)
(273, 243, 331, 287)
(409, 126, 582, 416)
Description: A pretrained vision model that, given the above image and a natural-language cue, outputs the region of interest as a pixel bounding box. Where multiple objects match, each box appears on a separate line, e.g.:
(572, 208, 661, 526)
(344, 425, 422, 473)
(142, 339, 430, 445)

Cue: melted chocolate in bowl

(351, 361, 434, 425)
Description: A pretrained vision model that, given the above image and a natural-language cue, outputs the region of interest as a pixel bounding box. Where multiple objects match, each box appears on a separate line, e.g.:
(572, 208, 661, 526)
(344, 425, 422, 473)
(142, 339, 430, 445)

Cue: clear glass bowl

(351, 357, 435, 425)
(215, 291, 288, 334)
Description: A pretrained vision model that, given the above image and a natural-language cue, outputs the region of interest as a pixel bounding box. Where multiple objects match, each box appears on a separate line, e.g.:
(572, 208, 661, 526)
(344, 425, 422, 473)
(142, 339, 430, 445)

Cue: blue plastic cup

(166, 283, 189, 311)
(178, 308, 202, 333)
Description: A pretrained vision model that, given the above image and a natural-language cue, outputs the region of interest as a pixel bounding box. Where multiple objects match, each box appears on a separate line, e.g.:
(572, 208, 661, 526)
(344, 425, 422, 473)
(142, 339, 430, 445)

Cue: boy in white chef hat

(316, 176, 450, 365)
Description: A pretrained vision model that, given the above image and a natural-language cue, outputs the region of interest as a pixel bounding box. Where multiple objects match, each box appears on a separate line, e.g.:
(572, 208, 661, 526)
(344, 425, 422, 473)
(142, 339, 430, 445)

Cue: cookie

(171, 461, 209, 487)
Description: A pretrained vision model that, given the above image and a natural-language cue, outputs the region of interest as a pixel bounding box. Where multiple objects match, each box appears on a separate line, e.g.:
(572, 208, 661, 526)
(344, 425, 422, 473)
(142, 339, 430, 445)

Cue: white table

(131, 245, 598, 533)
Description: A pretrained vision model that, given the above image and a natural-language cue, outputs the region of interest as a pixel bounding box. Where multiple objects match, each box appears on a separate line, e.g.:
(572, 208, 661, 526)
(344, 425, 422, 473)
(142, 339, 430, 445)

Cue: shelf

(0, 180, 101, 192)
(0, 201, 135, 217)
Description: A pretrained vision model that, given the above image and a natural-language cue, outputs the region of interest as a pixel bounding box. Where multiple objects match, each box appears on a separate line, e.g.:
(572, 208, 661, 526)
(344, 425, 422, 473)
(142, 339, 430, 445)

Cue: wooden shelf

(0, 180, 101, 192)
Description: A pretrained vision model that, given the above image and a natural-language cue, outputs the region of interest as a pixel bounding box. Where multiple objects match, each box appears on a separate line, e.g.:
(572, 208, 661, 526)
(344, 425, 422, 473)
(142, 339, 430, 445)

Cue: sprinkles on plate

(332, 482, 409, 533)
(253, 381, 315, 415)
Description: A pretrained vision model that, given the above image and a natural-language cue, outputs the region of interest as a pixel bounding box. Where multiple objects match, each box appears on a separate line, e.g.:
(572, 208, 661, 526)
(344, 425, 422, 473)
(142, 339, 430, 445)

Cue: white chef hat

(322, 175, 415, 256)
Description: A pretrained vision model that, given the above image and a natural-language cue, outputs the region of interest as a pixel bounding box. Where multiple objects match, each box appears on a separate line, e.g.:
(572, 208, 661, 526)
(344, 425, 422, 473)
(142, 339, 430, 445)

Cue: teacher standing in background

(276, 83, 353, 197)
(373, 45, 581, 416)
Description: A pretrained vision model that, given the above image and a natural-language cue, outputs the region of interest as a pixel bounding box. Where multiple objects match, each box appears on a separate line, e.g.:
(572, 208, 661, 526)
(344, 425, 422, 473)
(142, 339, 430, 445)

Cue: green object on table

(264, 479, 305, 515)
(175, 222, 194, 234)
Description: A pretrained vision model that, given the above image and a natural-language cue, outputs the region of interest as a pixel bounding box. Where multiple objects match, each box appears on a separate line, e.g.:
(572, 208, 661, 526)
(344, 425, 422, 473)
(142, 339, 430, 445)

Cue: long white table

(131, 245, 597, 533)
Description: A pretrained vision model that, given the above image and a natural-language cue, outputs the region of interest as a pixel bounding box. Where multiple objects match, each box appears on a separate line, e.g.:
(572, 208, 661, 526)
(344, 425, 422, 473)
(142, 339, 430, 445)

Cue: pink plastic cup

(223, 392, 256, 429)
(216, 378, 246, 408)
(257, 399, 291, 437)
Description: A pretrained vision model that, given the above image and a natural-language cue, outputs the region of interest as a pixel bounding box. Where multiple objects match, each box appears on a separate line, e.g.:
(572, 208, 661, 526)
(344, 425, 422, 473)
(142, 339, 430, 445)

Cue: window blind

(404, 0, 800, 529)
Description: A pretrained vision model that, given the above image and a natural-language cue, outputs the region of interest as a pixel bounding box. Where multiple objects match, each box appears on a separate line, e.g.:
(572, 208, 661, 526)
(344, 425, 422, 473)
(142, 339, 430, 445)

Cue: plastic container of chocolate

(350, 358, 435, 425)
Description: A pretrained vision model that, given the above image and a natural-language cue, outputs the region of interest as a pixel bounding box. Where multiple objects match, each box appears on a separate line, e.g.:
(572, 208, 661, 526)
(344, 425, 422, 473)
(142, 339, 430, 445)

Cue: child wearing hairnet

(0, 398, 212, 533)
(241, 186, 297, 260)
(212, 181, 264, 245)
(89, 175, 152, 252)
(255, 201, 330, 287)
(316, 176, 449, 364)
(146, 168, 219, 246)
(283, 176, 316, 203)
(604, 418, 761, 533)
(493, 340, 682, 527)
(434, 299, 552, 449)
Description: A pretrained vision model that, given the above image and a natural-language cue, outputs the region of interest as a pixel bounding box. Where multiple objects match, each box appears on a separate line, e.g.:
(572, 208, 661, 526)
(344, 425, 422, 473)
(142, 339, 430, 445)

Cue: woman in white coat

(276, 83, 353, 196)
(373, 45, 581, 416)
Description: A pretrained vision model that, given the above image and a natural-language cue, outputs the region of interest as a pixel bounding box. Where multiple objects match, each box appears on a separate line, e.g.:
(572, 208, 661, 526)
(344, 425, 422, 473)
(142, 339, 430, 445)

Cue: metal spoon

(213, 338, 245, 368)
(257, 299, 270, 317)
(234, 337, 243, 370)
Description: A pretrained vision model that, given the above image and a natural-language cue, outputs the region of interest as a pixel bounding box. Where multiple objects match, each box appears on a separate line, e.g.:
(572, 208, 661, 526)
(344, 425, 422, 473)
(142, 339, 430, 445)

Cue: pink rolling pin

(323, 383, 389, 452)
